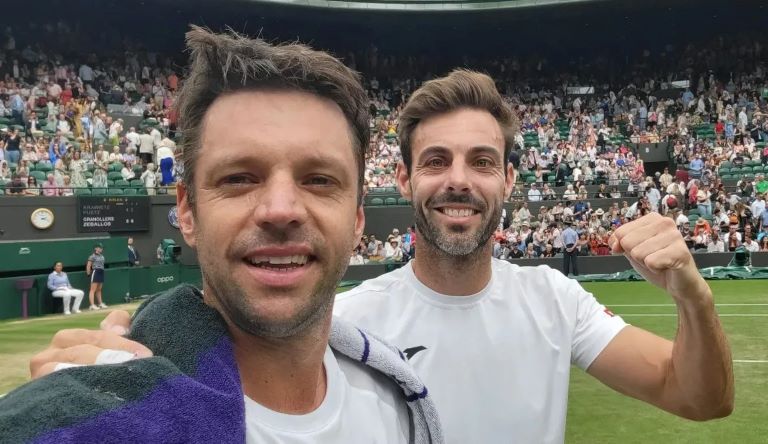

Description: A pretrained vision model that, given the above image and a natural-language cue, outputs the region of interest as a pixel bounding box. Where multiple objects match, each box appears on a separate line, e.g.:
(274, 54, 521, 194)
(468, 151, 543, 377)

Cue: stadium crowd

(1, 25, 768, 257)
(0, 24, 180, 197)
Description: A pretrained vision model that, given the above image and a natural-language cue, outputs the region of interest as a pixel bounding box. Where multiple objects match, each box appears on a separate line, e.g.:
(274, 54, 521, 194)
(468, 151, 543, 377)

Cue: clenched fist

(609, 213, 710, 301)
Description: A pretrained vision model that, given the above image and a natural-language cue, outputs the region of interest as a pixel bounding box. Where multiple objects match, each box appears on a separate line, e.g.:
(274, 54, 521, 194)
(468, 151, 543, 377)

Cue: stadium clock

(30, 208, 55, 230)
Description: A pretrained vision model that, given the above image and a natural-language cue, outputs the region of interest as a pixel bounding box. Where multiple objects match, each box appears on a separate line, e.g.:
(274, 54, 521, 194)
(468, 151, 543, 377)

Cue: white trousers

(52, 288, 84, 313)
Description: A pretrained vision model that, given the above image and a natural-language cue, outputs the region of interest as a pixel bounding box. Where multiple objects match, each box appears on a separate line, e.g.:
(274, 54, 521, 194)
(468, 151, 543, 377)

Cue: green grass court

(0, 280, 766, 443)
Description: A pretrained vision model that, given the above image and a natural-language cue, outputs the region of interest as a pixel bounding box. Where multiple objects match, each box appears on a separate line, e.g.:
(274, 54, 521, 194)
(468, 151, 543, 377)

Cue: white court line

(610, 303, 768, 307)
(618, 314, 768, 317)
(734, 360, 768, 363)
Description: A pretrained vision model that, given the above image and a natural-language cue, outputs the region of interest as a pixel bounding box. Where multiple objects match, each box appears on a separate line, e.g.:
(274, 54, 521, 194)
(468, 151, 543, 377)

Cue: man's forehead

(412, 108, 504, 155)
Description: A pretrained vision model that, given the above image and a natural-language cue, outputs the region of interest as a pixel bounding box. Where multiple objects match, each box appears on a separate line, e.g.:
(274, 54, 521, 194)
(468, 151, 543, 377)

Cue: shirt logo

(403, 346, 427, 360)
(604, 308, 615, 317)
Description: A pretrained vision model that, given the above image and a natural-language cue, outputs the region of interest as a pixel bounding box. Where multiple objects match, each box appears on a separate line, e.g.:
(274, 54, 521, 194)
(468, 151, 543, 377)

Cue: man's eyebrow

(416, 146, 450, 162)
(417, 145, 503, 161)
(467, 145, 503, 160)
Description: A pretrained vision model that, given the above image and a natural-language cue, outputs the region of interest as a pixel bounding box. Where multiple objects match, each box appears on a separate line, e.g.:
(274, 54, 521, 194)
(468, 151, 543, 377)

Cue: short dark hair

(397, 69, 519, 173)
(176, 26, 370, 208)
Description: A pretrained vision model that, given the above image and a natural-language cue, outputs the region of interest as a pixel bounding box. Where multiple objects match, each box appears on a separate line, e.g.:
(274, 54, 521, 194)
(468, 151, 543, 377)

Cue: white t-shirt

(244, 346, 409, 443)
(334, 259, 627, 444)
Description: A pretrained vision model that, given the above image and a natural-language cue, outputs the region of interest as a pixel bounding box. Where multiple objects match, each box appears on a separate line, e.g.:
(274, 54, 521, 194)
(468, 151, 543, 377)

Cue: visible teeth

(249, 255, 309, 265)
(443, 208, 474, 217)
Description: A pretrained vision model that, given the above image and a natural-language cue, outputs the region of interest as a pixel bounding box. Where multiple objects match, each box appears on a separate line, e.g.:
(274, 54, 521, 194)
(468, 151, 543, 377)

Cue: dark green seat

(369, 197, 384, 206)
(114, 180, 130, 189)
(91, 188, 107, 195)
(122, 188, 137, 195)
(107, 171, 124, 181)
(130, 179, 144, 188)
(36, 161, 53, 172)
(397, 197, 409, 205)
(107, 188, 124, 195)
(384, 197, 398, 205)
(74, 188, 91, 196)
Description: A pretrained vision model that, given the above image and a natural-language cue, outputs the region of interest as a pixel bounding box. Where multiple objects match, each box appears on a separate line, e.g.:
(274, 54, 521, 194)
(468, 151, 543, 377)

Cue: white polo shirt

(335, 259, 627, 443)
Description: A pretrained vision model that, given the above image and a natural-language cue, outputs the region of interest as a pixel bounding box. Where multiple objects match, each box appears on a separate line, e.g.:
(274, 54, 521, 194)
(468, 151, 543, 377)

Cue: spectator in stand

(125, 126, 141, 152)
(527, 182, 542, 201)
(108, 146, 123, 163)
(139, 127, 156, 165)
(140, 162, 159, 195)
(92, 111, 108, 146)
(41, 173, 59, 196)
(60, 176, 74, 196)
(385, 237, 404, 262)
(4, 128, 21, 166)
(723, 223, 743, 252)
(743, 236, 760, 253)
(109, 118, 123, 147)
(0, 160, 10, 181)
(707, 232, 726, 253)
(755, 175, 768, 196)
(23, 175, 40, 196)
(91, 166, 108, 189)
(349, 247, 366, 265)
(47, 262, 84, 315)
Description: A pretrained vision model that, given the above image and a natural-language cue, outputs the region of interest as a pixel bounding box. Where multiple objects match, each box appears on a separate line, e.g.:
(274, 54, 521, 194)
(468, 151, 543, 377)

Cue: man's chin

(229, 296, 332, 339)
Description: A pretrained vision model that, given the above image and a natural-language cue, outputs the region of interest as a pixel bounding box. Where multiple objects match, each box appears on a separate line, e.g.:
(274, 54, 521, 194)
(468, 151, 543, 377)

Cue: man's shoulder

(334, 266, 410, 309)
(491, 259, 576, 299)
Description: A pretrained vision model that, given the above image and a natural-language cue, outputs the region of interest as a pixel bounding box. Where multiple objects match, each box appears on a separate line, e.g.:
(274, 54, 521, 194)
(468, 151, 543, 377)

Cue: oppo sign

(157, 276, 175, 284)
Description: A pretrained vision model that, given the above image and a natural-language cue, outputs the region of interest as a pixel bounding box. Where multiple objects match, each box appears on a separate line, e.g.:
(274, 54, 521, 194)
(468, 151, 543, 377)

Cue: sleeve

(47, 273, 56, 291)
(570, 283, 628, 370)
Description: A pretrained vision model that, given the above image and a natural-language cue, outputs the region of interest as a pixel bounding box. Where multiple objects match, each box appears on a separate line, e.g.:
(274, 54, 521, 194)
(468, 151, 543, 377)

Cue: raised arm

(589, 213, 733, 420)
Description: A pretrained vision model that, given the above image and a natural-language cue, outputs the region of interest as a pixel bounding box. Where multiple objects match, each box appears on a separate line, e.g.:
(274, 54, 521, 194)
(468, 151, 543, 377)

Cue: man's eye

(223, 175, 255, 185)
(306, 176, 332, 186)
(427, 158, 446, 168)
(475, 158, 494, 168)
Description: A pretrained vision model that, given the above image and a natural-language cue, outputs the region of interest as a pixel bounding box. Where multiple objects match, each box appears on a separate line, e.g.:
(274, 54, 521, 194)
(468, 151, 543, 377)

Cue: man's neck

(412, 240, 493, 296)
(206, 294, 331, 415)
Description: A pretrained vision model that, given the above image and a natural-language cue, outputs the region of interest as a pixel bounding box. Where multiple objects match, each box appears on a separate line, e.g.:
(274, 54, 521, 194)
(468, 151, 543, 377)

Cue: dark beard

(413, 190, 500, 257)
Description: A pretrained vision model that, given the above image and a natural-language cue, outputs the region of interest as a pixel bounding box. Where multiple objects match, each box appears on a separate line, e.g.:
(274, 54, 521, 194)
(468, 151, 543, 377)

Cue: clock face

(31, 208, 54, 229)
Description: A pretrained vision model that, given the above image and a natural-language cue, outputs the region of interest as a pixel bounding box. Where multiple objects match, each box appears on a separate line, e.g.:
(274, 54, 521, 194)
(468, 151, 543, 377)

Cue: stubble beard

(198, 229, 350, 340)
(413, 190, 500, 259)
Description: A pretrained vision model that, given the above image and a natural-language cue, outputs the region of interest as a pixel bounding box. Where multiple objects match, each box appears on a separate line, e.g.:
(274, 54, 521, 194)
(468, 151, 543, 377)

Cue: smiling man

(0, 27, 441, 443)
(334, 70, 733, 443)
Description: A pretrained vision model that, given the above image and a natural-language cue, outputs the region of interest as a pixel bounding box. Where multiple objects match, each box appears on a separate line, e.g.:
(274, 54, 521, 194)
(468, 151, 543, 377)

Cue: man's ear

(176, 182, 197, 248)
(395, 161, 412, 201)
(353, 204, 365, 250)
(505, 163, 516, 200)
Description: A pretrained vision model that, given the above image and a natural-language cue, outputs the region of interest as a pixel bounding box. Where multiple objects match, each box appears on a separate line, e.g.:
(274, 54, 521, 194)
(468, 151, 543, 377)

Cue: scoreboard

(77, 196, 151, 232)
